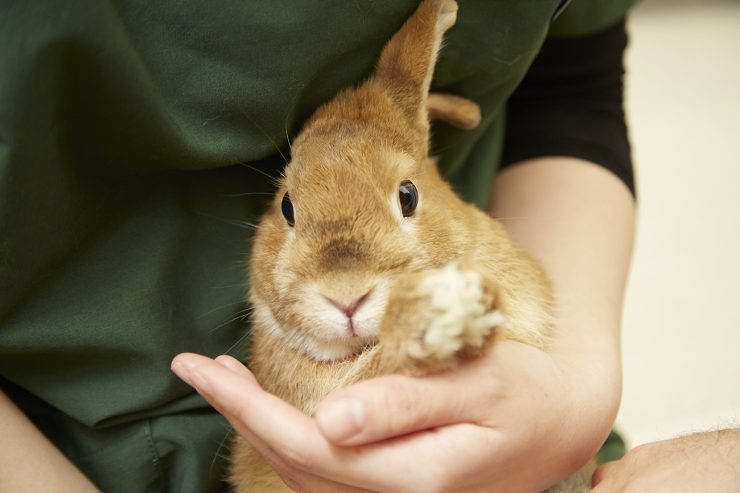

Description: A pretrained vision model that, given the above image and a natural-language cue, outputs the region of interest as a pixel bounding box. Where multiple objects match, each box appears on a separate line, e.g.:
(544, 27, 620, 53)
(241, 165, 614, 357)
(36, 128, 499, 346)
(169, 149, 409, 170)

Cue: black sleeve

(501, 19, 635, 197)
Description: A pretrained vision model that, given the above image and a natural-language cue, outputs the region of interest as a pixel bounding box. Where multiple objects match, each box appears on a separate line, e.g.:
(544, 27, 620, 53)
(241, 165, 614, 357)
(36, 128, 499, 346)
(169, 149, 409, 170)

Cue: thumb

(314, 373, 471, 446)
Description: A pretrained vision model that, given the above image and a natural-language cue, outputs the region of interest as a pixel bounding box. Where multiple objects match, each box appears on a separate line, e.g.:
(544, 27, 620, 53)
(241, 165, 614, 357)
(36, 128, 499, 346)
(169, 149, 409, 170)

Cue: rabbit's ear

(427, 93, 481, 130)
(374, 0, 458, 131)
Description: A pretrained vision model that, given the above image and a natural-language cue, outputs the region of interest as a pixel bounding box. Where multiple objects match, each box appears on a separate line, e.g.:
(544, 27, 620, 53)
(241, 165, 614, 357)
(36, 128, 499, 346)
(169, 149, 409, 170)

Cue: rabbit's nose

(323, 290, 372, 319)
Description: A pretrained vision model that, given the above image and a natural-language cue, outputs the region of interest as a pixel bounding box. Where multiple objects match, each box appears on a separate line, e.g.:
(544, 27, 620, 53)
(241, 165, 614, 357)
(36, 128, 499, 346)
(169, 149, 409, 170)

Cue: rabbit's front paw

(409, 264, 503, 360)
(381, 264, 504, 373)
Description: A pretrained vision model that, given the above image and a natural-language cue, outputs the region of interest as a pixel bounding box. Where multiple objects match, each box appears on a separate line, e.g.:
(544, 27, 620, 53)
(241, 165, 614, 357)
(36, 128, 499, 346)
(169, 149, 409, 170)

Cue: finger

(173, 354, 305, 483)
(254, 447, 377, 493)
(281, 471, 378, 493)
(219, 397, 376, 493)
(175, 356, 376, 485)
(173, 351, 288, 470)
(171, 352, 221, 385)
(174, 355, 371, 491)
(590, 479, 612, 493)
(341, 423, 496, 492)
(216, 408, 373, 493)
(313, 341, 548, 447)
(227, 408, 378, 493)
(173, 354, 310, 436)
(214, 354, 256, 379)
(591, 461, 617, 489)
(314, 368, 479, 446)
(179, 354, 481, 492)
(175, 354, 498, 492)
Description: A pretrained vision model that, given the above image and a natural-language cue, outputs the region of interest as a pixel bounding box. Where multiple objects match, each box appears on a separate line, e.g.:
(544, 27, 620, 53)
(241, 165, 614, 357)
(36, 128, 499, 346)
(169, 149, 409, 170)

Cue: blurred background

(617, 0, 740, 447)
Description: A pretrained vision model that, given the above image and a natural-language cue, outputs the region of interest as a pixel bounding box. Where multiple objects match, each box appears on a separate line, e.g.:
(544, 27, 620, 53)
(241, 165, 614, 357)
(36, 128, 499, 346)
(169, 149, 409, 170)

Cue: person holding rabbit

(172, 2, 634, 492)
(3, 0, 699, 492)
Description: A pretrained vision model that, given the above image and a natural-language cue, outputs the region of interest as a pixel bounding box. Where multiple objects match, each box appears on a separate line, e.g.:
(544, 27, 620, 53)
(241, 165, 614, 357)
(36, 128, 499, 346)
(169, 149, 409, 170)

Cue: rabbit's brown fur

(230, 1, 591, 491)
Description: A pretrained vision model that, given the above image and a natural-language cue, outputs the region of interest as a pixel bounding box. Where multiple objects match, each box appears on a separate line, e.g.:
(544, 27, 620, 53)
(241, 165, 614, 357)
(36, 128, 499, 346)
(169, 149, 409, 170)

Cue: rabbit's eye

(281, 193, 295, 227)
(399, 180, 418, 217)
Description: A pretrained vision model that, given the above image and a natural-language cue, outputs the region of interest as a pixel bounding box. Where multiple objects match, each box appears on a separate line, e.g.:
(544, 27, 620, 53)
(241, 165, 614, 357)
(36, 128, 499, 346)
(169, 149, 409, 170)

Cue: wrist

(544, 337, 623, 471)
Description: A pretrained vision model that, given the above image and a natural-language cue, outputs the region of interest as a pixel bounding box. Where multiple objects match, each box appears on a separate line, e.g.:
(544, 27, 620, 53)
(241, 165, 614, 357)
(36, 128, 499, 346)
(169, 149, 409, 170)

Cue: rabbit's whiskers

(208, 307, 254, 335)
(210, 429, 235, 480)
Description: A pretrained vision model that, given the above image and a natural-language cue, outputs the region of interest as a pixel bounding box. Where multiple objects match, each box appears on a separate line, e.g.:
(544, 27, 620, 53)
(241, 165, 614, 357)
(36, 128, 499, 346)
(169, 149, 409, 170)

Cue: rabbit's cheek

(271, 235, 298, 295)
(251, 300, 283, 339)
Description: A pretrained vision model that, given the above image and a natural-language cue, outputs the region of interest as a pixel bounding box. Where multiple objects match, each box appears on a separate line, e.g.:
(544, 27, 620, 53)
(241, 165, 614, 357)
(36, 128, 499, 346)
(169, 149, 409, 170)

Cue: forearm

(489, 156, 635, 448)
(0, 390, 100, 493)
(593, 428, 740, 491)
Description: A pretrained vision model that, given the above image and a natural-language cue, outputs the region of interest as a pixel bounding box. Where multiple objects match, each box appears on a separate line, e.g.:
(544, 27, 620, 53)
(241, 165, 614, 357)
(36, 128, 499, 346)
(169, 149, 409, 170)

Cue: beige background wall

(617, 0, 740, 447)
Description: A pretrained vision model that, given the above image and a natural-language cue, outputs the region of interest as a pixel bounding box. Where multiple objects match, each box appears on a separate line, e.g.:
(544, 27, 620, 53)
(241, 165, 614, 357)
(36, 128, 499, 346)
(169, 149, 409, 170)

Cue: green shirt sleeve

(550, 0, 639, 37)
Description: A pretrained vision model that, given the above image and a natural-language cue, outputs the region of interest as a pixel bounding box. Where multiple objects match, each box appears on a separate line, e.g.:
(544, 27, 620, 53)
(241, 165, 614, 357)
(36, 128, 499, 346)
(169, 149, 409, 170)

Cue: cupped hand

(172, 341, 608, 493)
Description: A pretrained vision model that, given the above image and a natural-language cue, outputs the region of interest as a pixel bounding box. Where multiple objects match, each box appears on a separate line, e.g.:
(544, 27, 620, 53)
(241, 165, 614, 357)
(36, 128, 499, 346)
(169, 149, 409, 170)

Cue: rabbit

(229, 0, 593, 491)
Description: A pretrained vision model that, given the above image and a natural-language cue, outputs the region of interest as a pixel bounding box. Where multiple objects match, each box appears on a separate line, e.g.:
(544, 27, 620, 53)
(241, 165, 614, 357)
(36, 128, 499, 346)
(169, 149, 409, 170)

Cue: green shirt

(0, 1, 633, 491)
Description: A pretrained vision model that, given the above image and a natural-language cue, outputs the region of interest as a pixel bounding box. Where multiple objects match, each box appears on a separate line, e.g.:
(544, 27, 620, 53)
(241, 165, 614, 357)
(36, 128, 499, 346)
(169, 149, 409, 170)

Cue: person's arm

(490, 155, 635, 467)
(0, 390, 100, 493)
(592, 429, 740, 492)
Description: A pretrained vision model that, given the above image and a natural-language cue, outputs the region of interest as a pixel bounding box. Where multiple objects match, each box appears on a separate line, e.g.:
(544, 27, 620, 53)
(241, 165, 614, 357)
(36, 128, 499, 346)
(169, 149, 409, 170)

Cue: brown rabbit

(230, 1, 592, 491)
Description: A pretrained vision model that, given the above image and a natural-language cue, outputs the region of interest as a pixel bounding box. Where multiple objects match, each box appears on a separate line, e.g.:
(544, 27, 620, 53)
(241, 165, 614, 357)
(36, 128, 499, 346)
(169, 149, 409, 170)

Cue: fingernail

(189, 370, 213, 396)
(316, 398, 365, 441)
(171, 361, 191, 383)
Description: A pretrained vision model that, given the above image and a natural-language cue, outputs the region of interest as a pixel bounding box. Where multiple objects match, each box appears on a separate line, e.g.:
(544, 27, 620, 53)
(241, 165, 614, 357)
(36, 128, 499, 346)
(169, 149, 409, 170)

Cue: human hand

(591, 429, 740, 493)
(172, 340, 610, 493)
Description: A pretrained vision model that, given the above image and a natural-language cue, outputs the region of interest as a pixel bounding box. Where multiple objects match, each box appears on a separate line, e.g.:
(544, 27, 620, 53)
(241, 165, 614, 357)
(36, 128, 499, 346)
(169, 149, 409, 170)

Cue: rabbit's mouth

(250, 281, 390, 362)
(254, 304, 380, 362)
(292, 280, 391, 361)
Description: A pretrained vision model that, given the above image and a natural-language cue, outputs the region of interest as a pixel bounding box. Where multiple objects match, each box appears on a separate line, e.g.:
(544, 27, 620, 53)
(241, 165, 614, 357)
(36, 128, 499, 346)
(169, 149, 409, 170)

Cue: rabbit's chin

(252, 301, 380, 362)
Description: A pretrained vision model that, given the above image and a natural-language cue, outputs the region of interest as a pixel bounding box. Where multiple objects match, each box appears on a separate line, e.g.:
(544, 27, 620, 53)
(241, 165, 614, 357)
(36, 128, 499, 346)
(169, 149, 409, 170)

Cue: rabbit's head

(249, 0, 481, 360)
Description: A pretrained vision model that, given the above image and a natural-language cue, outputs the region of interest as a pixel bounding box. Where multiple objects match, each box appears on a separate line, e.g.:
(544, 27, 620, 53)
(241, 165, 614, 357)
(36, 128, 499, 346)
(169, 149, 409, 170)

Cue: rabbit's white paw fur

(407, 264, 504, 360)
